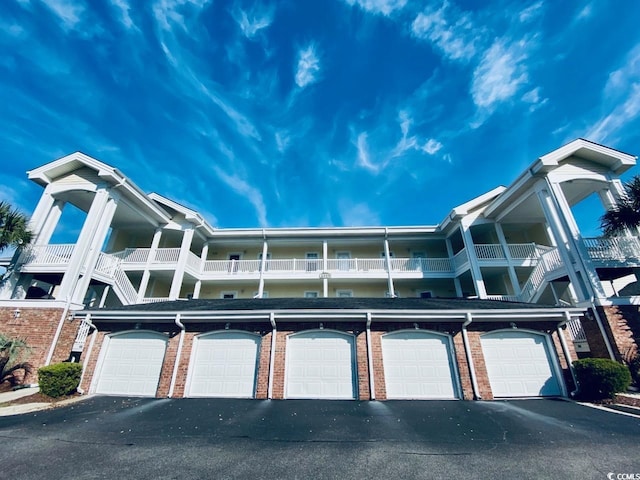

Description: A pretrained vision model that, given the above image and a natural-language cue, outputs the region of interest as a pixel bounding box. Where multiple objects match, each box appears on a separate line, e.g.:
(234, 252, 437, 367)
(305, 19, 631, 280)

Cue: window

(336, 290, 353, 298)
(253, 291, 269, 298)
(221, 291, 237, 299)
(304, 291, 319, 298)
(336, 252, 351, 271)
(306, 252, 319, 271)
(228, 253, 241, 273)
(411, 252, 426, 270)
(419, 291, 433, 299)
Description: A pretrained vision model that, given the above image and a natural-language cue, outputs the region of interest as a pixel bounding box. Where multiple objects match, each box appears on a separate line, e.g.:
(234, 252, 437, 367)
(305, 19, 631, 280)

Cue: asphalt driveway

(1, 397, 639, 479)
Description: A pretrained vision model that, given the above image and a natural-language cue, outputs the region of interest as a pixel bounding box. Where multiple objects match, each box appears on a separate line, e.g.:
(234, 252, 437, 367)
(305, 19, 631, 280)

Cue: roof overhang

(27, 151, 172, 225)
(483, 138, 637, 219)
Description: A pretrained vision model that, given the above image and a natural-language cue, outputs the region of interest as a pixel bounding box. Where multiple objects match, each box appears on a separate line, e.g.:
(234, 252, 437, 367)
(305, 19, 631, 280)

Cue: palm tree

(600, 176, 640, 237)
(0, 201, 32, 254)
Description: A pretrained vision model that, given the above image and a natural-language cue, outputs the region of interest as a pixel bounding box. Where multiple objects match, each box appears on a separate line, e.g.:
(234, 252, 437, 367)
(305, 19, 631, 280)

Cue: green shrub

(38, 362, 82, 398)
(573, 358, 631, 400)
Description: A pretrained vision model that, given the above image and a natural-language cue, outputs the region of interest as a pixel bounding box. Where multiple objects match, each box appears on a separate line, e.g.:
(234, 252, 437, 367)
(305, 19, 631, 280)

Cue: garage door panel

(187, 332, 260, 398)
(482, 331, 562, 398)
(382, 331, 458, 400)
(286, 331, 356, 399)
(95, 332, 167, 397)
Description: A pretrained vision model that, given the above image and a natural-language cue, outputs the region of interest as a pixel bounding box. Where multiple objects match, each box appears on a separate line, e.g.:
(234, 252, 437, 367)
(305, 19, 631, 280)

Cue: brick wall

(0, 307, 80, 383)
(72, 319, 574, 401)
(600, 305, 640, 361)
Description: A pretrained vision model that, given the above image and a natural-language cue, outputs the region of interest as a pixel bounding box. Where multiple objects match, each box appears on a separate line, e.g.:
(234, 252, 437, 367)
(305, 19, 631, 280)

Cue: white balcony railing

(390, 257, 454, 273)
(18, 244, 75, 266)
(474, 244, 506, 259)
(326, 258, 387, 272)
(485, 294, 520, 302)
(566, 318, 587, 343)
(203, 259, 261, 273)
(583, 236, 640, 262)
(507, 243, 539, 260)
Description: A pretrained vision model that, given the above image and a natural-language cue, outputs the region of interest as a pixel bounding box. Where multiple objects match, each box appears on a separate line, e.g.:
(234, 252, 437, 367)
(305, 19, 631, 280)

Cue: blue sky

(1, 0, 640, 238)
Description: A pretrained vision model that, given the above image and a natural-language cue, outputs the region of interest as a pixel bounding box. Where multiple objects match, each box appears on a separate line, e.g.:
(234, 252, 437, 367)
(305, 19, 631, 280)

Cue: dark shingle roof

(95, 297, 560, 313)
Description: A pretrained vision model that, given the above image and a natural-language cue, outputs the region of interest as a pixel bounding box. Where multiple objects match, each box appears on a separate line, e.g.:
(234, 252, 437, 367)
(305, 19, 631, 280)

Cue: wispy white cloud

(421, 138, 443, 155)
(153, 0, 211, 31)
(232, 3, 274, 39)
(212, 166, 268, 227)
(356, 132, 378, 172)
(339, 200, 380, 226)
(586, 44, 640, 142)
(42, 0, 85, 29)
(411, 3, 478, 62)
(519, 1, 544, 22)
(470, 39, 530, 110)
(110, 0, 135, 29)
(586, 85, 640, 143)
(344, 0, 407, 16)
(295, 44, 321, 88)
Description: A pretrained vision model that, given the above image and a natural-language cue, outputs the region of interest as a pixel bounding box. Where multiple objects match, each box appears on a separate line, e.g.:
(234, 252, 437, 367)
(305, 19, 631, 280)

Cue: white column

(71, 194, 120, 304)
(35, 199, 65, 246)
(446, 238, 464, 297)
(257, 240, 268, 298)
(322, 240, 328, 298)
(536, 188, 588, 302)
(56, 186, 112, 302)
(169, 228, 194, 300)
(192, 280, 202, 299)
(495, 223, 521, 296)
(548, 180, 606, 299)
(460, 224, 487, 298)
(29, 187, 58, 244)
(384, 238, 395, 297)
(137, 228, 163, 302)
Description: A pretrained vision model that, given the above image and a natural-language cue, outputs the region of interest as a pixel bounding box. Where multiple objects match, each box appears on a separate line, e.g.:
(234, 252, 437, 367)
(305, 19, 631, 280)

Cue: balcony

(583, 236, 640, 267)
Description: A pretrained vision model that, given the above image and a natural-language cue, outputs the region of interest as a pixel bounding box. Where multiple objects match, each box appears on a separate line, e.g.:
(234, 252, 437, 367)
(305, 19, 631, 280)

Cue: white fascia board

(439, 186, 507, 231)
(27, 152, 172, 224)
(75, 306, 585, 322)
(210, 225, 439, 240)
(484, 139, 637, 219)
(148, 193, 215, 236)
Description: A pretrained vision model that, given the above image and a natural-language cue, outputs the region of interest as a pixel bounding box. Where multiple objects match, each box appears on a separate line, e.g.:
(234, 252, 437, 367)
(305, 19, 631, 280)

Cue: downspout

(267, 313, 277, 399)
(45, 295, 73, 366)
(76, 314, 97, 395)
(168, 313, 186, 398)
(557, 311, 579, 397)
(366, 313, 376, 400)
(462, 313, 481, 400)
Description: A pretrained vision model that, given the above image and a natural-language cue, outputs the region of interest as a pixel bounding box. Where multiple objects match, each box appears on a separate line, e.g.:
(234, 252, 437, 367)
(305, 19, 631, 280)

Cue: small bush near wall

(573, 358, 631, 400)
(38, 363, 82, 398)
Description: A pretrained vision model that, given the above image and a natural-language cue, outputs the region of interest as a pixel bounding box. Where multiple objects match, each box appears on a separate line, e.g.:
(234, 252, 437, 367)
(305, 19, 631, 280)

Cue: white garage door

(481, 330, 562, 398)
(94, 331, 167, 396)
(186, 331, 260, 398)
(382, 331, 459, 399)
(286, 330, 356, 399)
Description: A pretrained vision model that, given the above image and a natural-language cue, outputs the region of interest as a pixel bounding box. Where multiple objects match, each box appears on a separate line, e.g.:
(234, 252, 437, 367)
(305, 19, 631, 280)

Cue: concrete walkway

(0, 386, 87, 417)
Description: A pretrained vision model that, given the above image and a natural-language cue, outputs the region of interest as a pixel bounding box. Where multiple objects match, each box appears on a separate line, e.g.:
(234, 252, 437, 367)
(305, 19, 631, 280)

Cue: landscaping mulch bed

(7, 391, 81, 406)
